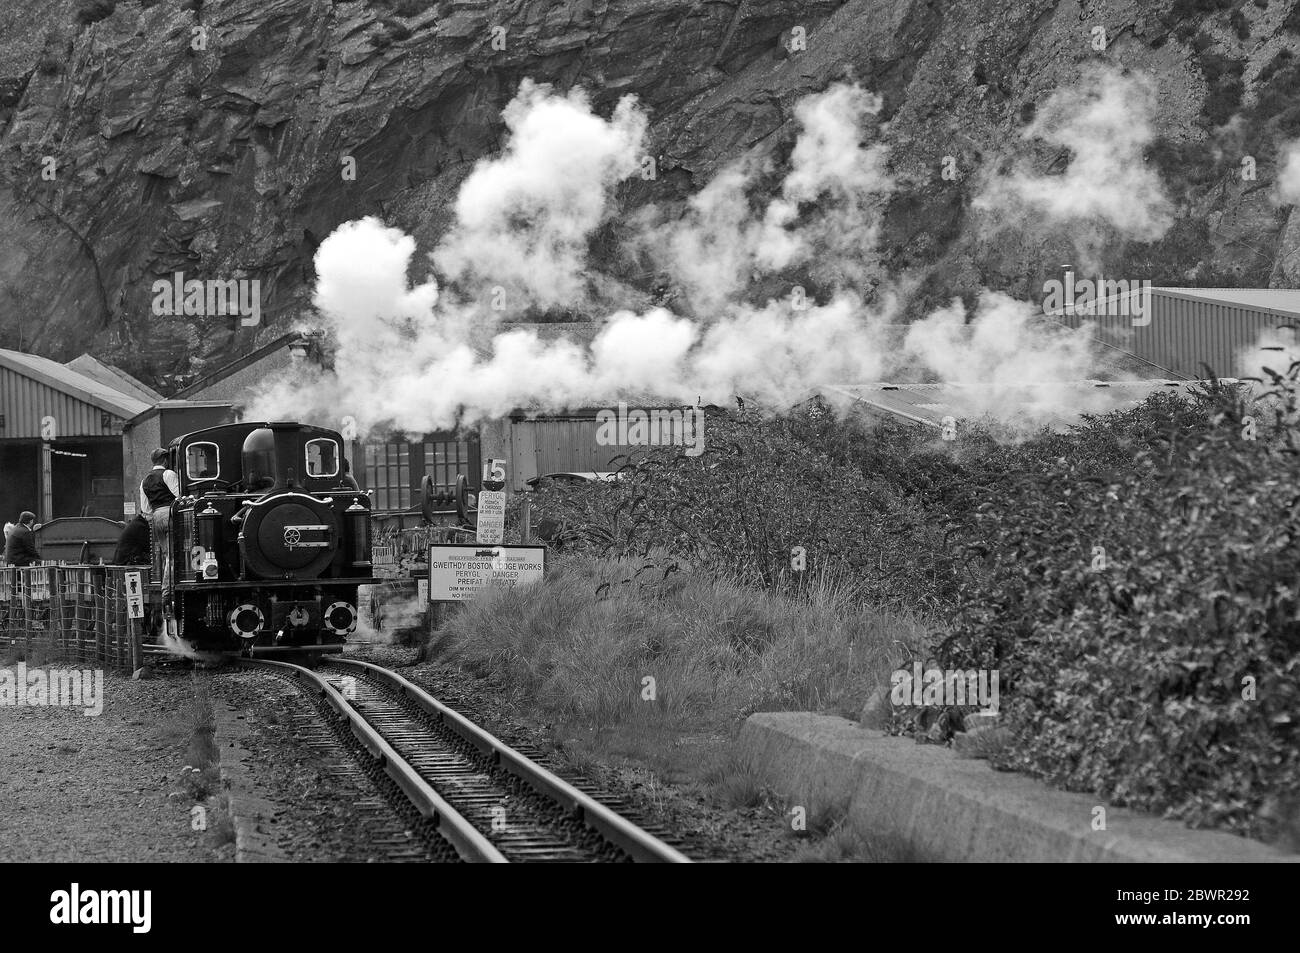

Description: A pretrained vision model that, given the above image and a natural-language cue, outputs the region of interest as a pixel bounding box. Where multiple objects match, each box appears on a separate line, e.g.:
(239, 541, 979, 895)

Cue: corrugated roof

(1045, 286, 1300, 320)
(0, 349, 151, 420)
(875, 322, 1170, 380)
(1158, 288, 1300, 315)
(65, 354, 163, 403)
(822, 380, 1211, 433)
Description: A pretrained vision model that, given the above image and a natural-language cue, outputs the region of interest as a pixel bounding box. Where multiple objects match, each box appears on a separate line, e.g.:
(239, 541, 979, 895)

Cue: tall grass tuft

(431, 553, 927, 734)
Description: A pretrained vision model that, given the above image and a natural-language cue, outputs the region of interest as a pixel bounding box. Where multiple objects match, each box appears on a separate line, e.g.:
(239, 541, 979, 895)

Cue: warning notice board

(427, 544, 545, 602)
(475, 490, 506, 544)
(124, 570, 145, 619)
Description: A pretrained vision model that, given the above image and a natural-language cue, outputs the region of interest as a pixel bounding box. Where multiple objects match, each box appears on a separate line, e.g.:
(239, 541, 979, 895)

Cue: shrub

(936, 382, 1300, 837)
(524, 382, 1300, 837)
(525, 408, 953, 611)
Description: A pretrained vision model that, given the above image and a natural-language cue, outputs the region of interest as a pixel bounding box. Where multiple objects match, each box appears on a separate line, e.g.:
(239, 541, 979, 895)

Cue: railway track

(241, 656, 691, 863)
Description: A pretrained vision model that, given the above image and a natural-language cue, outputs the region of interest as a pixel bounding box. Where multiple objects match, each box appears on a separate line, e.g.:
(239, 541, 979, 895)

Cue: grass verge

(425, 552, 930, 859)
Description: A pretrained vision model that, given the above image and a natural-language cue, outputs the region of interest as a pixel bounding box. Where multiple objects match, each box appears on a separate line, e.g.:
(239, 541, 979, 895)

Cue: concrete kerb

(737, 712, 1300, 863)
(215, 702, 289, 863)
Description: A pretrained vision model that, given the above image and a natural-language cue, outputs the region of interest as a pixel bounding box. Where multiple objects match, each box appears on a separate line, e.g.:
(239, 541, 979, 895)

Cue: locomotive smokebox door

(238, 492, 339, 579)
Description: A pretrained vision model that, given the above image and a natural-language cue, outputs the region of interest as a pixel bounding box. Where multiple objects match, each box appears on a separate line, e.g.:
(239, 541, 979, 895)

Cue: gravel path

(0, 666, 231, 863)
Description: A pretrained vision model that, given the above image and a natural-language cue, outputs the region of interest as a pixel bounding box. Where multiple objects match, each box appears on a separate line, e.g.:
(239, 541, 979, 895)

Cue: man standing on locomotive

(139, 448, 180, 604)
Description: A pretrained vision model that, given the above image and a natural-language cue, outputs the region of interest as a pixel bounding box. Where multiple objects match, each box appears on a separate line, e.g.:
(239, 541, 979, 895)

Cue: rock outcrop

(2, 0, 1299, 390)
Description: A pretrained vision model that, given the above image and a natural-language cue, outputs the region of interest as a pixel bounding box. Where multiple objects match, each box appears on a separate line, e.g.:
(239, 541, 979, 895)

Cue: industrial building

(0, 349, 150, 523)
(1046, 286, 1300, 380)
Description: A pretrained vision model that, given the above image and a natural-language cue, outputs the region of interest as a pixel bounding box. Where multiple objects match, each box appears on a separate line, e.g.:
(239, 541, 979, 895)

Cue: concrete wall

(122, 414, 161, 516)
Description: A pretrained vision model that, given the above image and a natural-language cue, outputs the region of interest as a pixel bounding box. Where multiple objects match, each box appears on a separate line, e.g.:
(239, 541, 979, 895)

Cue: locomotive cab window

(186, 442, 220, 480)
(305, 438, 340, 478)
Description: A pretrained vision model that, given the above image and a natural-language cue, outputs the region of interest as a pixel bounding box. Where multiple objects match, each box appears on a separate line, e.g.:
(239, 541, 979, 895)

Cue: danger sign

(427, 544, 545, 602)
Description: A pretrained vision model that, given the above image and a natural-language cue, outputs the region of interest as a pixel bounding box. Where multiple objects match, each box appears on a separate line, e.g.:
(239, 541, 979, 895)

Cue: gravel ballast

(0, 665, 232, 863)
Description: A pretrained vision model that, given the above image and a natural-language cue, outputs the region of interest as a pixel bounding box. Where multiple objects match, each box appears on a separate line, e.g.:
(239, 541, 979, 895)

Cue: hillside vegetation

(509, 379, 1300, 841)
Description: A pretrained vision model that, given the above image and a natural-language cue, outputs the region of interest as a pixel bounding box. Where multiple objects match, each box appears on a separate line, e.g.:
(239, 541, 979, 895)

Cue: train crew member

(139, 448, 180, 600)
(112, 514, 152, 566)
(2, 511, 40, 567)
(340, 456, 360, 491)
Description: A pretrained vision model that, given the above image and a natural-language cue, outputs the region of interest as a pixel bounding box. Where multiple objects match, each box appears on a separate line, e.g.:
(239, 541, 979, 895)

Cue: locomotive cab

(164, 421, 375, 655)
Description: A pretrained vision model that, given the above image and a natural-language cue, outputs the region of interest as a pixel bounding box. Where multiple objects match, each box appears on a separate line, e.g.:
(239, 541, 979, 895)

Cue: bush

(525, 407, 951, 611)
(936, 382, 1300, 838)
(525, 382, 1300, 838)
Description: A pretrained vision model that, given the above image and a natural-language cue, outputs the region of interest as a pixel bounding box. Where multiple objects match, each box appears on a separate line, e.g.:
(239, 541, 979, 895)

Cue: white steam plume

(756, 84, 891, 278)
(900, 292, 1116, 423)
(633, 83, 891, 313)
(247, 213, 897, 432)
(432, 80, 647, 313)
(245, 77, 1134, 437)
(1237, 325, 1300, 382)
(975, 70, 1173, 257)
(1276, 139, 1300, 206)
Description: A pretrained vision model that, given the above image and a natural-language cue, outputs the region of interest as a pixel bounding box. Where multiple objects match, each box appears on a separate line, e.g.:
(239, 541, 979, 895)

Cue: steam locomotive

(161, 421, 374, 654)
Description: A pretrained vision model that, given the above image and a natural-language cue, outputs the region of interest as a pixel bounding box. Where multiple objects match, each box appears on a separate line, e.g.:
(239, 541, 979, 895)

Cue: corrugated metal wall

(501, 416, 655, 486)
(0, 366, 117, 438)
(509, 418, 649, 488)
(1061, 291, 1295, 379)
(528, 419, 614, 474)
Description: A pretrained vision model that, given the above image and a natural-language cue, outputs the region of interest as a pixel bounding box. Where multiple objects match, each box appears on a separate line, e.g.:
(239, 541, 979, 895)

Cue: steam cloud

(432, 81, 647, 312)
(975, 70, 1173, 261)
(1237, 325, 1300, 382)
(246, 74, 1168, 436)
(1276, 139, 1300, 206)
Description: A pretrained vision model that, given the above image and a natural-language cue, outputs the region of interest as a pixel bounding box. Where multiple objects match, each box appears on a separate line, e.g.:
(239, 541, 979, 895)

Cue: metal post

(40, 442, 53, 524)
(520, 498, 532, 544)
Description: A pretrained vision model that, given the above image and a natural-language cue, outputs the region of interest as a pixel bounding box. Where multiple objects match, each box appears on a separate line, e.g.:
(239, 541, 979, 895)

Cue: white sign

(124, 570, 144, 619)
(417, 578, 428, 604)
(476, 490, 506, 544)
(427, 545, 545, 602)
(124, 501, 137, 516)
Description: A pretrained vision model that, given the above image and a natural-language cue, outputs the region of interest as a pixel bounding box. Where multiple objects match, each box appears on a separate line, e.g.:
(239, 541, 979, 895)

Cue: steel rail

(240, 658, 507, 863)
(329, 657, 692, 863)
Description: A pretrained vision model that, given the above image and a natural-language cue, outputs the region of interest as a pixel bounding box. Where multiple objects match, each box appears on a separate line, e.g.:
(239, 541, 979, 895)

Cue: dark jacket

(4, 523, 40, 567)
(113, 516, 152, 566)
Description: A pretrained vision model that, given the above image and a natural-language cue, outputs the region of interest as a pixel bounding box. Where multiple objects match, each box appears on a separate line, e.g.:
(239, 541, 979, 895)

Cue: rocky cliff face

(3, 0, 1300, 391)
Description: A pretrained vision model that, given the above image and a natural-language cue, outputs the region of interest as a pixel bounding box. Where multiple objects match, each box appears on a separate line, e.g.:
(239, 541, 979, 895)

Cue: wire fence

(0, 564, 150, 672)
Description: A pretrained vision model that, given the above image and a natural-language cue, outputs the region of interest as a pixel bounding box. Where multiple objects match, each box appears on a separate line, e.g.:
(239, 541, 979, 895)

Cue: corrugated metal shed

(0, 349, 150, 438)
(65, 354, 163, 403)
(1048, 287, 1300, 380)
(822, 380, 1209, 433)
